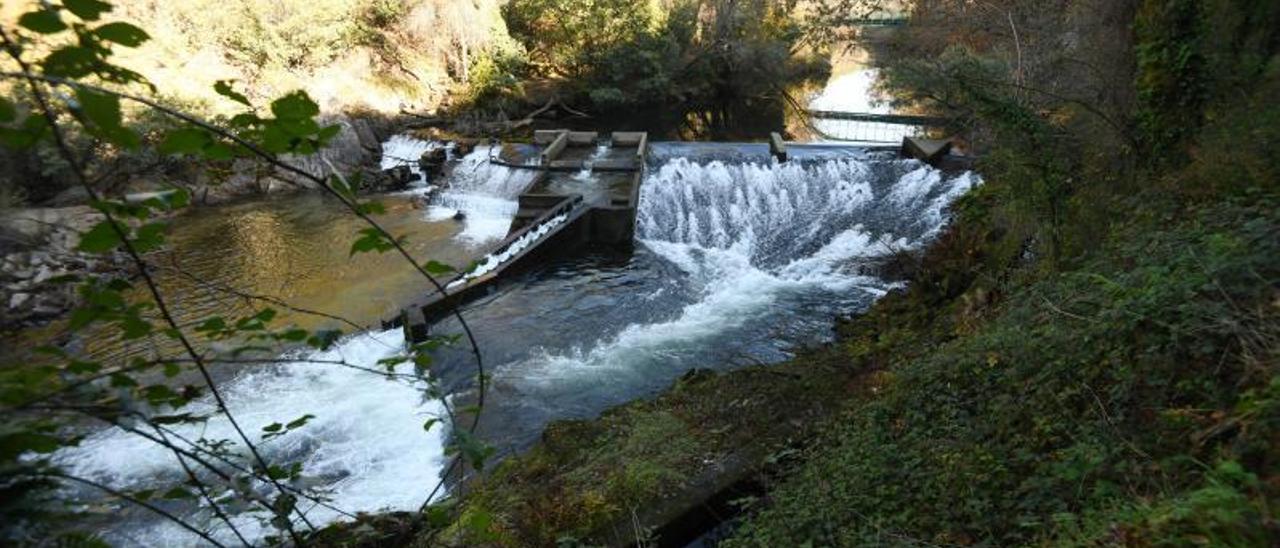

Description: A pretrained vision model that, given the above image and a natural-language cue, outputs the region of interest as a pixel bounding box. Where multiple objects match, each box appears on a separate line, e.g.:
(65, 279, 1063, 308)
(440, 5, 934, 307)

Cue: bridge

(805, 109, 950, 143)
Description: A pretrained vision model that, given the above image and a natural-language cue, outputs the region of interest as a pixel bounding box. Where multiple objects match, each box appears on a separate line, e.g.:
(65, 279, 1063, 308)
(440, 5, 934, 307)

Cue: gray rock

(360, 166, 414, 193)
(47, 186, 92, 206)
(33, 266, 58, 284)
(8, 292, 30, 310)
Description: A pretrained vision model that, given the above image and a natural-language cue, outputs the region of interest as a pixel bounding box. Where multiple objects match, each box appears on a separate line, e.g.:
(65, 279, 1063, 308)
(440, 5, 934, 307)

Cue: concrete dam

(386, 129, 967, 343)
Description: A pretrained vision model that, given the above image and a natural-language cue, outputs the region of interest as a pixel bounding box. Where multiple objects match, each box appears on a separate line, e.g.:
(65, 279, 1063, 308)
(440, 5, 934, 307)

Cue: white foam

(59, 330, 449, 546)
(447, 213, 571, 289)
(380, 134, 440, 189)
(506, 156, 977, 390)
(429, 145, 540, 247)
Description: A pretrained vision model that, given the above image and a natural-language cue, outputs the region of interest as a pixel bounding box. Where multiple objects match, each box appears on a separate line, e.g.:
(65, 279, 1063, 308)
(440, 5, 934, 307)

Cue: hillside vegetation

(107, 0, 512, 116)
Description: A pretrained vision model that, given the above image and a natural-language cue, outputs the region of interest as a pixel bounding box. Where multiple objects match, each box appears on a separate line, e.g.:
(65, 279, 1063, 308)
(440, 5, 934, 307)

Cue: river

(52, 67, 976, 545)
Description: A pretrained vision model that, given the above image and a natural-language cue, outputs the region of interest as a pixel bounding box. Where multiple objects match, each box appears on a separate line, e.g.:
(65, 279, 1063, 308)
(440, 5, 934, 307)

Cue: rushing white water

(58, 330, 449, 546)
(380, 134, 441, 190)
(447, 212, 572, 290)
(502, 153, 977, 398)
(425, 144, 540, 245)
(382, 134, 539, 244)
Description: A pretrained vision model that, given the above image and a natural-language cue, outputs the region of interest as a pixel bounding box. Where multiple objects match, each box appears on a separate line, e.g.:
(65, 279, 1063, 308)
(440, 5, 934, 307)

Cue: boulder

(8, 292, 30, 310)
(418, 148, 448, 184)
(360, 165, 414, 193)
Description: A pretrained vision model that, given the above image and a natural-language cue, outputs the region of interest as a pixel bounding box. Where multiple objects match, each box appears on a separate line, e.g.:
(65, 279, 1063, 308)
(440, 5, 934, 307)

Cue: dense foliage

(482, 0, 825, 116)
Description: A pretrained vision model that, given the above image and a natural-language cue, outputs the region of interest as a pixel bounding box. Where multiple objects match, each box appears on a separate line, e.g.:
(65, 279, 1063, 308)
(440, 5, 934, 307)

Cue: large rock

(360, 165, 415, 193)
(418, 148, 448, 184)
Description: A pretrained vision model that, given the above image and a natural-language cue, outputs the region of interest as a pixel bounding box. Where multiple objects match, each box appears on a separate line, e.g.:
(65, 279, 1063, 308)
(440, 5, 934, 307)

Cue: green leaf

(214, 80, 252, 107)
(158, 128, 209, 155)
(68, 307, 99, 329)
(142, 385, 177, 405)
(43, 47, 98, 78)
(67, 360, 102, 374)
(162, 362, 182, 377)
(270, 91, 320, 121)
(285, 414, 315, 429)
(356, 200, 386, 215)
(119, 314, 153, 340)
(329, 175, 355, 201)
(262, 423, 283, 433)
(63, 0, 113, 21)
(0, 432, 62, 460)
(277, 328, 308, 342)
(93, 22, 148, 47)
(0, 117, 51, 150)
(307, 330, 342, 350)
(151, 413, 201, 425)
(161, 487, 194, 500)
(203, 142, 236, 160)
(0, 98, 15, 123)
(162, 188, 191, 209)
(132, 222, 168, 252)
(74, 87, 140, 149)
(316, 124, 342, 142)
(195, 317, 226, 333)
(422, 418, 442, 432)
(18, 10, 67, 34)
(77, 220, 122, 253)
(424, 261, 455, 275)
(424, 504, 452, 528)
(349, 228, 394, 256)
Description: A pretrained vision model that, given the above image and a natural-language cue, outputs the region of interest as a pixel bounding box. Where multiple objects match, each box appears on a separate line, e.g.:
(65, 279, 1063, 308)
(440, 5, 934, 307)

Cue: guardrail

(807, 110, 949, 126)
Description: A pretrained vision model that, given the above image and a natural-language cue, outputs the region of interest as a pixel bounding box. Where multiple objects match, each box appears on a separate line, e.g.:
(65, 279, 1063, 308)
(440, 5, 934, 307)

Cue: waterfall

(638, 156, 977, 267)
(379, 134, 440, 189)
(493, 151, 977, 423)
(381, 134, 540, 245)
(426, 144, 540, 245)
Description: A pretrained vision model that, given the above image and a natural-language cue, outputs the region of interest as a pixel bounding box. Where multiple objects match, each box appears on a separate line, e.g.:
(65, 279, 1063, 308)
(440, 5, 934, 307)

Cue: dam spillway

(391, 130, 648, 341)
(388, 131, 974, 343)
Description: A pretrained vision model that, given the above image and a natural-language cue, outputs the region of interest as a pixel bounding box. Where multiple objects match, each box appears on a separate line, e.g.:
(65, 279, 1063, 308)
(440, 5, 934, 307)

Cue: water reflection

(85, 193, 480, 363)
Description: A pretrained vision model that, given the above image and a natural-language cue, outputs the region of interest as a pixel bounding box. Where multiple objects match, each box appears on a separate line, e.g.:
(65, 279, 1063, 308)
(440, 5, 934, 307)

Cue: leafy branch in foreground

(1, 0, 494, 544)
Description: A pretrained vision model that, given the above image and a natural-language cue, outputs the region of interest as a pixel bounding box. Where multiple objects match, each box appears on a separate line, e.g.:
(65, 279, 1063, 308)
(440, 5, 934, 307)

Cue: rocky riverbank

(0, 206, 130, 331)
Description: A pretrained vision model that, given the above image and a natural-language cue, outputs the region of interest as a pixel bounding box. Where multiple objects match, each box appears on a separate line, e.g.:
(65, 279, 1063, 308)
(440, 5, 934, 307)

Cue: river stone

(32, 266, 58, 284)
(8, 292, 30, 310)
(419, 148, 448, 183)
(360, 165, 414, 193)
